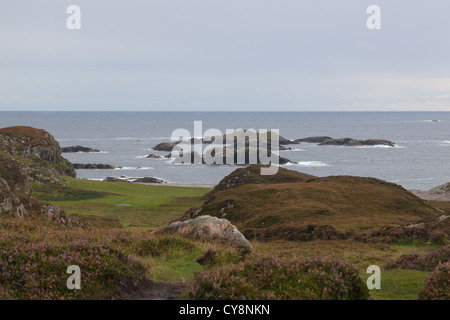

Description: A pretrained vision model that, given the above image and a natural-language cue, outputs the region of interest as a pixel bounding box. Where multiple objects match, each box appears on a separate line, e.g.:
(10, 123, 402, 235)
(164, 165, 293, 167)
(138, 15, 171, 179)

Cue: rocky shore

(294, 136, 395, 147)
(104, 176, 165, 184)
(411, 182, 450, 201)
(62, 145, 100, 153)
(73, 163, 116, 169)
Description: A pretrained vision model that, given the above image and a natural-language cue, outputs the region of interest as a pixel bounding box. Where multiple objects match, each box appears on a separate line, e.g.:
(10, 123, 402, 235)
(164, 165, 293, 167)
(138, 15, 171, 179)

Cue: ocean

(1, 111, 449, 191)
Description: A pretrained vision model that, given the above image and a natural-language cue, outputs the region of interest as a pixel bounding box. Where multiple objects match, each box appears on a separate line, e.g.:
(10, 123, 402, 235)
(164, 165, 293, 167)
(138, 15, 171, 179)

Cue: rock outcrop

(153, 130, 297, 165)
(318, 138, 395, 147)
(160, 215, 253, 250)
(61, 145, 100, 153)
(411, 182, 450, 201)
(430, 182, 450, 195)
(293, 136, 395, 147)
(73, 163, 116, 169)
(293, 136, 332, 144)
(103, 176, 165, 184)
(133, 177, 165, 184)
(0, 126, 76, 181)
(145, 154, 162, 159)
(152, 142, 179, 152)
(0, 126, 76, 224)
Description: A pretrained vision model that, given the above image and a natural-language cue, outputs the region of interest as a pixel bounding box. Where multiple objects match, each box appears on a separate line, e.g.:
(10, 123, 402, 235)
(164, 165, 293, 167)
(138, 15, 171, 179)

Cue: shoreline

(137, 182, 215, 188)
(82, 177, 450, 196)
(81, 178, 215, 189)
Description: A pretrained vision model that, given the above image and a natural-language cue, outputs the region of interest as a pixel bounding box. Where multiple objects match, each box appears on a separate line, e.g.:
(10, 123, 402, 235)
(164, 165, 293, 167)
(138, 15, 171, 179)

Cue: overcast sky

(1, 0, 449, 111)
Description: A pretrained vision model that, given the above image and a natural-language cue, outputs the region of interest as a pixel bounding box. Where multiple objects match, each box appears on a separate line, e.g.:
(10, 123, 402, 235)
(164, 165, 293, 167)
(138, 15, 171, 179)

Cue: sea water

(1, 111, 449, 190)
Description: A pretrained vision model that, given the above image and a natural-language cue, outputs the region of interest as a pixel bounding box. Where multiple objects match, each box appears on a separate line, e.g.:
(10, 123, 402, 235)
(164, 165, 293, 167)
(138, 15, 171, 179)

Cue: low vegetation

(417, 262, 450, 300)
(186, 256, 370, 300)
(1, 124, 448, 300)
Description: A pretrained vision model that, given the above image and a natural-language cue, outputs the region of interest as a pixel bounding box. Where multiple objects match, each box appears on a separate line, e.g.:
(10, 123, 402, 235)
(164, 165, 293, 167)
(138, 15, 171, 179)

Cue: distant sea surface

(1, 111, 449, 191)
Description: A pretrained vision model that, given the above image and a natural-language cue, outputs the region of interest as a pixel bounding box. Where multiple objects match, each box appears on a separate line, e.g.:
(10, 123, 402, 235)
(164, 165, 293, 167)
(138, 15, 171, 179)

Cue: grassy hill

(196, 165, 440, 240)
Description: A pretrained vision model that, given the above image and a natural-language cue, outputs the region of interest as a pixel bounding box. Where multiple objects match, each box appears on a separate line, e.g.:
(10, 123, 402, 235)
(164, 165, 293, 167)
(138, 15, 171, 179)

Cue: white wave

(356, 145, 404, 149)
(285, 161, 331, 167)
(281, 148, 305, 152)
(116, 137, 172, 141)
(114, 167, 154, 170)
(73, 150, 109, 153)
(84, 178, 104, 181)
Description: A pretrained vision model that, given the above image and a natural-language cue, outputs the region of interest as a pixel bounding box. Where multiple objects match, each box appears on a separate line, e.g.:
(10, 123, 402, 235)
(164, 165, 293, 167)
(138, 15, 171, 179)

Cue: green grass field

(34, 177, 209, 230)
(31, 177, 438, 299)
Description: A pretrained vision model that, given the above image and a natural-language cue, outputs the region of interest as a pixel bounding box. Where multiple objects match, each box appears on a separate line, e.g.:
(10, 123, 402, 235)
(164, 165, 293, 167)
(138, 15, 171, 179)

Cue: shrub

(417, 262, 450, 300)
(0, 218, 147, 300)
(385, 245, 449, 271)
(134, 236, 196, 257)
(186, 257, 370, 300)
(197, 249, 217, 266)
(0, 240, 146, 300)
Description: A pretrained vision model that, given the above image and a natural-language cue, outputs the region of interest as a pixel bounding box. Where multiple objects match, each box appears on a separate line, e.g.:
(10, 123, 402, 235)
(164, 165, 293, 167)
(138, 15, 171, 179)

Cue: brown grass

(201, 176, 439, 233)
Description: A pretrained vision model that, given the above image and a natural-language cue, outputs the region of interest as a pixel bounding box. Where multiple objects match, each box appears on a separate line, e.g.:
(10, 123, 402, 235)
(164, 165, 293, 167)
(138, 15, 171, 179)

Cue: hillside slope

(184, 165, 441, 241)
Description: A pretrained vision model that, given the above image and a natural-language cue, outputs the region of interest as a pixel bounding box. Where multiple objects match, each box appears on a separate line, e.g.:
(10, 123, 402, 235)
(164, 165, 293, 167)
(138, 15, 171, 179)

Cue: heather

(0, 217, 147, 299)
(417, 262, 450, 300)
(385, 245, 450, 271)
(186, 257, 370, 300)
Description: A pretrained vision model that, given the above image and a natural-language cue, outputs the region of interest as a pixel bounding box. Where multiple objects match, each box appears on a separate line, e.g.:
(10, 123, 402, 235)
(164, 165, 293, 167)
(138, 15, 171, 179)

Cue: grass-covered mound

(186, 256, 370, 300)
(196, 165, 440, 241)
(203, 165, 316, 200)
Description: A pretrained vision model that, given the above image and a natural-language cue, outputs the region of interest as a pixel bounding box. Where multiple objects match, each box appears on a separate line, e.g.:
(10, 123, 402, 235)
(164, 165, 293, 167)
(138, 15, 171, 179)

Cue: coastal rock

(133, 177, 165, 184)
(73, 163, 116, 169)
(103, 176, 164, 184)
(318, 138, 395, 147)
(152, 142, 179, 152)
(145, 153, 162, 159)
(0, 126, 80, 225)
(61, 145, 100, 153)
(430, 182, 450, 195)
(293, 136, 333, 144)
(172, 148, 295, 165)
(293, 136, 395, 147)
(160, 215, 253, 250)
(104, 177, 129, 182)
(411, 182, 450, 201)
(155, 130, 297, 165)
(0, 126, 76, 179)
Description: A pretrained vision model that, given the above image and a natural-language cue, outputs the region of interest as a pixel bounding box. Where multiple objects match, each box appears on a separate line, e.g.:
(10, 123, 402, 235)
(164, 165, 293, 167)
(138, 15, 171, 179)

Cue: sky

(1, 0, 450, 112)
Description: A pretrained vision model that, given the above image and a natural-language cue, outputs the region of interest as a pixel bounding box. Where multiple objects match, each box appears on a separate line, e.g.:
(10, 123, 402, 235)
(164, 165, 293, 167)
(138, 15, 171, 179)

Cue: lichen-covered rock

(0, 126, 77, 225)
(41, 204, 71, 225)
(0, 126, 76, 181)
(160, 215, 253, 250)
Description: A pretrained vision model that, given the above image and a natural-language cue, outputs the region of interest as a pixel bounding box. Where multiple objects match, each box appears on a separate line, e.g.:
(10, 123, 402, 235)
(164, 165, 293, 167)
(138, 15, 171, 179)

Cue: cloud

(0, 0, 450, 111)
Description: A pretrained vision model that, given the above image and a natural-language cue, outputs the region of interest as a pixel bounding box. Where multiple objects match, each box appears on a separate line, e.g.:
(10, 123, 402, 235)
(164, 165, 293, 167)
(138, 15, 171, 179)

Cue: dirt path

(121, 280, 186, 300)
